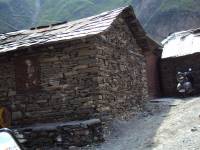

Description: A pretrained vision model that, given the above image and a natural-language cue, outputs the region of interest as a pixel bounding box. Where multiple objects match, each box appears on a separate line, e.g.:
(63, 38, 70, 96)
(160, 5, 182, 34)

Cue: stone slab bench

(13, 119, 103, 149)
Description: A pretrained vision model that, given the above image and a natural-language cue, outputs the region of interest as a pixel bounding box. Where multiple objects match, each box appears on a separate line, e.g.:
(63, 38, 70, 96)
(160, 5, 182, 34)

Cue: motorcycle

(176, 71, 193, 96)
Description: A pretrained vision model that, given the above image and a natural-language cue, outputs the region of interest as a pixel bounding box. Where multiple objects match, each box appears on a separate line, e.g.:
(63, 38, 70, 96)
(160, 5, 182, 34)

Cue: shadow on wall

(160, 53, 200, 97)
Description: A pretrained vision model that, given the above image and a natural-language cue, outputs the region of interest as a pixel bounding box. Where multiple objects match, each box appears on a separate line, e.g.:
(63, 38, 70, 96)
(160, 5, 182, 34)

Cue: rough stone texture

(0, 39, 100, 126)
(94, 16, 149, 118)
(0, 16, 149, 126)
(161, 53, 200, 97)
(0, 57, 15, 109)
(14, 119, 103, 149)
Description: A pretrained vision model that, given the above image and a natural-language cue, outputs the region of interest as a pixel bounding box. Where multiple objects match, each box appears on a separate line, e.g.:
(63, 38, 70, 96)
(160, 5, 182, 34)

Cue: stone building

(161, 28, 200, 96)
(0, 6, 160, 126)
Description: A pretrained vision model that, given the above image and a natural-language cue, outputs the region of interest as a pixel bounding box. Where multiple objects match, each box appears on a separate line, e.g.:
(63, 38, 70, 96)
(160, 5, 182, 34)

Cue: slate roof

(0, 6, 159, 54)
(161, 28, 200, 59)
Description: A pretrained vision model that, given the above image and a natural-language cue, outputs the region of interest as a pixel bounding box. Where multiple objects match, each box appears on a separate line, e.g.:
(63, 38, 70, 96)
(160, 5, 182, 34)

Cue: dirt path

(84, 97, 200, 150)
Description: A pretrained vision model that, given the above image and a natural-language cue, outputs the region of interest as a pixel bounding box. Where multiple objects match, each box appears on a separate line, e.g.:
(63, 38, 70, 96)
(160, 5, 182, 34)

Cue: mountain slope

(0, 0, 33, 33)
(35, 0, 133, 25)
(0, 0, 200, 42)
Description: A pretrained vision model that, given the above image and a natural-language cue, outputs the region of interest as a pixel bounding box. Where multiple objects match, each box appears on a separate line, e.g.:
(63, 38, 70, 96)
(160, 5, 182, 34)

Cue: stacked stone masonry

(15, 119, 103, 149)
(0, 15, 149, 126)
(95, 16, 148, 116)
(161, 53, 200, 96)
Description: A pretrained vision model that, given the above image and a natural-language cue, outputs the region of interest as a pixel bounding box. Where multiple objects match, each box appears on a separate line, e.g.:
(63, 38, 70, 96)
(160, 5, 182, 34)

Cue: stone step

(13, 119, 104, 149)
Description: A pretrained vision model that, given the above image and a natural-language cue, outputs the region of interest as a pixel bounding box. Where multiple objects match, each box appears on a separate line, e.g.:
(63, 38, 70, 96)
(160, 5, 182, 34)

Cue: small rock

(12, 111, 23, 120)
(68, 146, 81, 150)
(191, 127, 198, 132)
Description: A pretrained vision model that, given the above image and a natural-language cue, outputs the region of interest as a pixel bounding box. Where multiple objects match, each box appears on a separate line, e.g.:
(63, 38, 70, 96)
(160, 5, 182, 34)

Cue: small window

(15, 56, 40, 92)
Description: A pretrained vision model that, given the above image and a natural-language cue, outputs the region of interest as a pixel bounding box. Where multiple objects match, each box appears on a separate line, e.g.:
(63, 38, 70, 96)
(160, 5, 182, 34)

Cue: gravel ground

(82, 97, 200, 150)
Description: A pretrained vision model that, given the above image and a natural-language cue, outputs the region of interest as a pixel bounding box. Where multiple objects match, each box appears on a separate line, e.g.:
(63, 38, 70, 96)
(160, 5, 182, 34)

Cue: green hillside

(34, 0, 133, 25)
(160, 0, 200, 12)
(0, 0, 200, 41)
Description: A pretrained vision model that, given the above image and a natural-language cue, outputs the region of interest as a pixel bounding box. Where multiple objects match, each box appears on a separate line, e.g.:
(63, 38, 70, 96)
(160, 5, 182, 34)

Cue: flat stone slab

(17, 119, 101, 131)
(14, 119, 103, 149)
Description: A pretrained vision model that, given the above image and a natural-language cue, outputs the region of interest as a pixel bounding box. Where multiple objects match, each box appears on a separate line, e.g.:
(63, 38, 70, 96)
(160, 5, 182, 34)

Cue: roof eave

(121, 6, 161, 54)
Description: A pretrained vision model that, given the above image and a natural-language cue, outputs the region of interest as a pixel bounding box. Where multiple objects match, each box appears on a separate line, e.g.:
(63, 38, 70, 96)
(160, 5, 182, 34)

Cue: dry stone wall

(94, 17, 149, 118)
(0, 39, 100, 126)
(15, 119, 103, 149)
(0, 57, 15, 108)
(0, 18, 149, 126)
(161, 53, 200, 96)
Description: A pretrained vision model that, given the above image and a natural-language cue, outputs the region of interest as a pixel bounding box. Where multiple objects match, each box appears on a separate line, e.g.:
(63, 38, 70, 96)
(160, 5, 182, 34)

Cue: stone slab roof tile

(0, 6, 160, 54)
(161, 28, 200, 59)
(0, 7, 124, 54)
